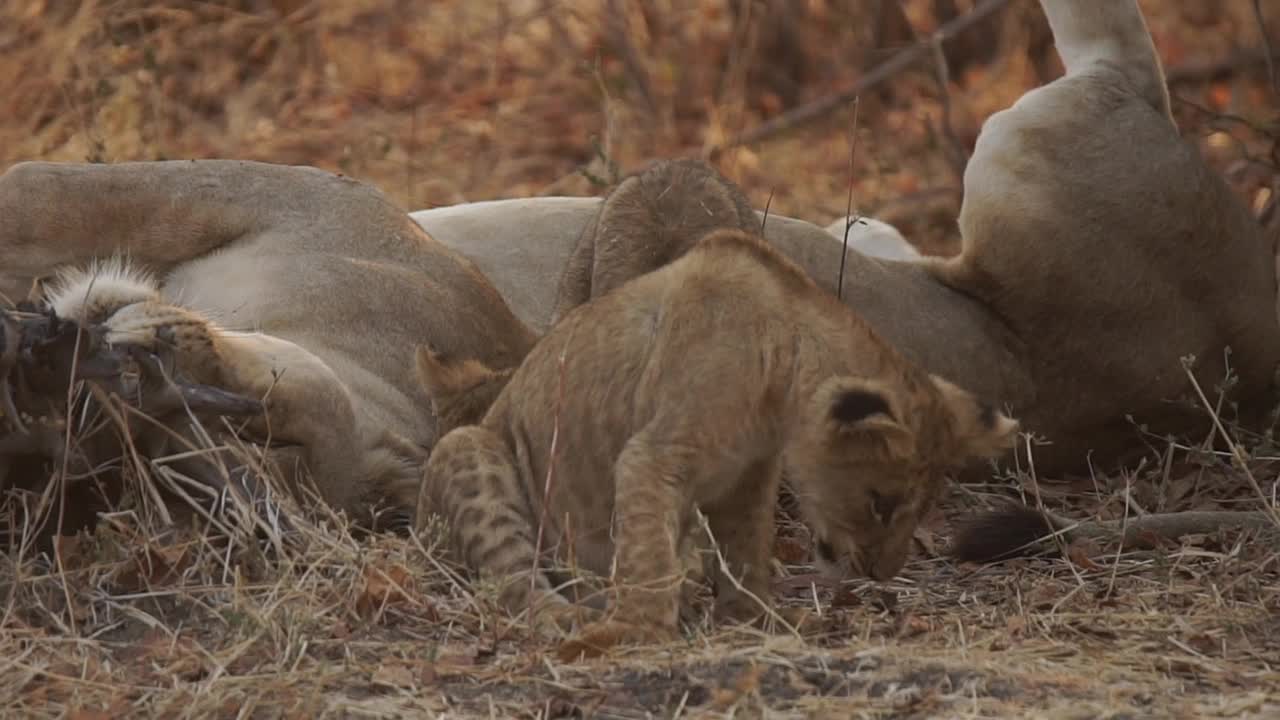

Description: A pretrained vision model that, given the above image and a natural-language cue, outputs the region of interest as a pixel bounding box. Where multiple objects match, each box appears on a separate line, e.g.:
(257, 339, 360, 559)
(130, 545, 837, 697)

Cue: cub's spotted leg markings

(420, 426, 598, 633)
(557, 434, 686, 661)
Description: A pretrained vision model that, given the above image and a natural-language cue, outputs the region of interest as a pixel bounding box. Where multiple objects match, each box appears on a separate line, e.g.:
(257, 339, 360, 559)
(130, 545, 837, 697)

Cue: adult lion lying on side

(415, 0, 1280, 479)
(0, 162, 540, 533)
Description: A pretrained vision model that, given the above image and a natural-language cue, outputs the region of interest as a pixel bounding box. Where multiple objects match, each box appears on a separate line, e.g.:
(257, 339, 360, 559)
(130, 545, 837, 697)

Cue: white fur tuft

(46, 255, 160, 323)
(824, 216, 922, 262)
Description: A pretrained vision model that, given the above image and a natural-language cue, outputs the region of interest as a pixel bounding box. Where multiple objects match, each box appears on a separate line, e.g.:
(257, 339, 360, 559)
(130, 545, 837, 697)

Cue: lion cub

(417, 229, 1017, 660)
(419, 158, 761, 439)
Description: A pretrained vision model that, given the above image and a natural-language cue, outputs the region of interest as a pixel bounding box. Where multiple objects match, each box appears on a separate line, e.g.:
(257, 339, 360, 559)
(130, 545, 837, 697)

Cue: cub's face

(798, 456, 942, 582)
(790, 374, 1019, 582)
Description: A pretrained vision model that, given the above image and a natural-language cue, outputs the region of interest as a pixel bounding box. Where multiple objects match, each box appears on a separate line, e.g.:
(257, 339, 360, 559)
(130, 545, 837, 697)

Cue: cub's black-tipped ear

(814, 376, 913, 457)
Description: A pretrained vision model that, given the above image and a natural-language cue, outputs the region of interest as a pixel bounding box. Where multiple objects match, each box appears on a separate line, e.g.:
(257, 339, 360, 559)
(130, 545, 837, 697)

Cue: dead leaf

(831, 586, 861, 608)
(711, 663, 762, 710)
(356, 562, 432, 618)
(111, 542, 195, 593)
(1066, 541, 1102, 572)
(912, 527, 939, 558)
(1134, 528, 1171, 550)
(54, 533, 92, 571)
(894, 614, 931, 639)
(371, 662, 416, 689)
(68, 692, 132, 720)
(773, 536, 810, 564)
(1208, 82, 1232, 111)
(116, 630, 209, 682)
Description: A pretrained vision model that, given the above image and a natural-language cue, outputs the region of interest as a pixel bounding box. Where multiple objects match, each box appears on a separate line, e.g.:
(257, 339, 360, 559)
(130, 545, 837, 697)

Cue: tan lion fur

(0, 161, 538, 528)
(549, 157, 761, 325)
(419, 158, 767, 438)
(417, 229, 1018, 660)
(918, 0, 1280, 472)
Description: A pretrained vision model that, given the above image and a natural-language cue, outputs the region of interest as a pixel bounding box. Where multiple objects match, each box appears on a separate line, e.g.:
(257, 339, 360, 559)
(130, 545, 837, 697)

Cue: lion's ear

(816, 376, 915, 457)
(930, 374, 1020, 461)
(414, 345, 497, 402)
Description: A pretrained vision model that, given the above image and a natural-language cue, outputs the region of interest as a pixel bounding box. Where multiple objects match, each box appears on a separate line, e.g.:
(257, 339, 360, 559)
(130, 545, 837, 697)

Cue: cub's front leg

(557, 434, 688, 661)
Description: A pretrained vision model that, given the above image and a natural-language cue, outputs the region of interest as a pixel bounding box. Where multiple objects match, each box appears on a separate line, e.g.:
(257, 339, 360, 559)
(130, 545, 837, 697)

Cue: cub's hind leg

(418, 426, 598, 633)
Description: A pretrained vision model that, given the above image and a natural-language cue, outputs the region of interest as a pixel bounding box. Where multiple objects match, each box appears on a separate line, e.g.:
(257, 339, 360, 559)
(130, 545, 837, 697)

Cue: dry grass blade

(1181, 356, 1280, 529)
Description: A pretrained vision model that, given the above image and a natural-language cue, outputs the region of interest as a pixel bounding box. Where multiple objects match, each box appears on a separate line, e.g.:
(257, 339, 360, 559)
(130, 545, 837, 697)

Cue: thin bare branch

(726, 0, 1013, 149)
(1252, 0, 1278, 98)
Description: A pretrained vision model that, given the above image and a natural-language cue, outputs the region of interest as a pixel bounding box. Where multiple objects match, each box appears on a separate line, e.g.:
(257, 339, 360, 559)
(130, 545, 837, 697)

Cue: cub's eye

(869, 490, 899, 524)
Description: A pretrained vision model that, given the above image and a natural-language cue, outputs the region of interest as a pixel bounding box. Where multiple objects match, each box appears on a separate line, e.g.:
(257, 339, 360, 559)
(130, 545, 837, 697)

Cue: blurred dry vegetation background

(1, 0, 1278, 258)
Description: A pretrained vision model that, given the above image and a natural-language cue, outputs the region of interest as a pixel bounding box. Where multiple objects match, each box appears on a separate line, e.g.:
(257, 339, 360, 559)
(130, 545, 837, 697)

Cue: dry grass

(3, 417, 1278, 718)
(3, 0, 1280, 717)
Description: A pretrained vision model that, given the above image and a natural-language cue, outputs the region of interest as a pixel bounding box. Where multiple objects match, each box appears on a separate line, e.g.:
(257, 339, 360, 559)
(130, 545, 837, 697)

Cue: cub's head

(414, 345, 515, 436)
(788, 374, 1018, 582)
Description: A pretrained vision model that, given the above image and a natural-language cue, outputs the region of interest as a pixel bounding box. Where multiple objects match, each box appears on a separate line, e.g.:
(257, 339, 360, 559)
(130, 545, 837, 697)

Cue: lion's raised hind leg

(418, 425, 597, 634)
(1039, 0, 1171, 120)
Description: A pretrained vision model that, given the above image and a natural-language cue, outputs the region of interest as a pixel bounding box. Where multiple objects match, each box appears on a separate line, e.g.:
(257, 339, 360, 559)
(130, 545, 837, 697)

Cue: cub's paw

(556, 620, 678, 663)
(525, 602, 602, 639)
